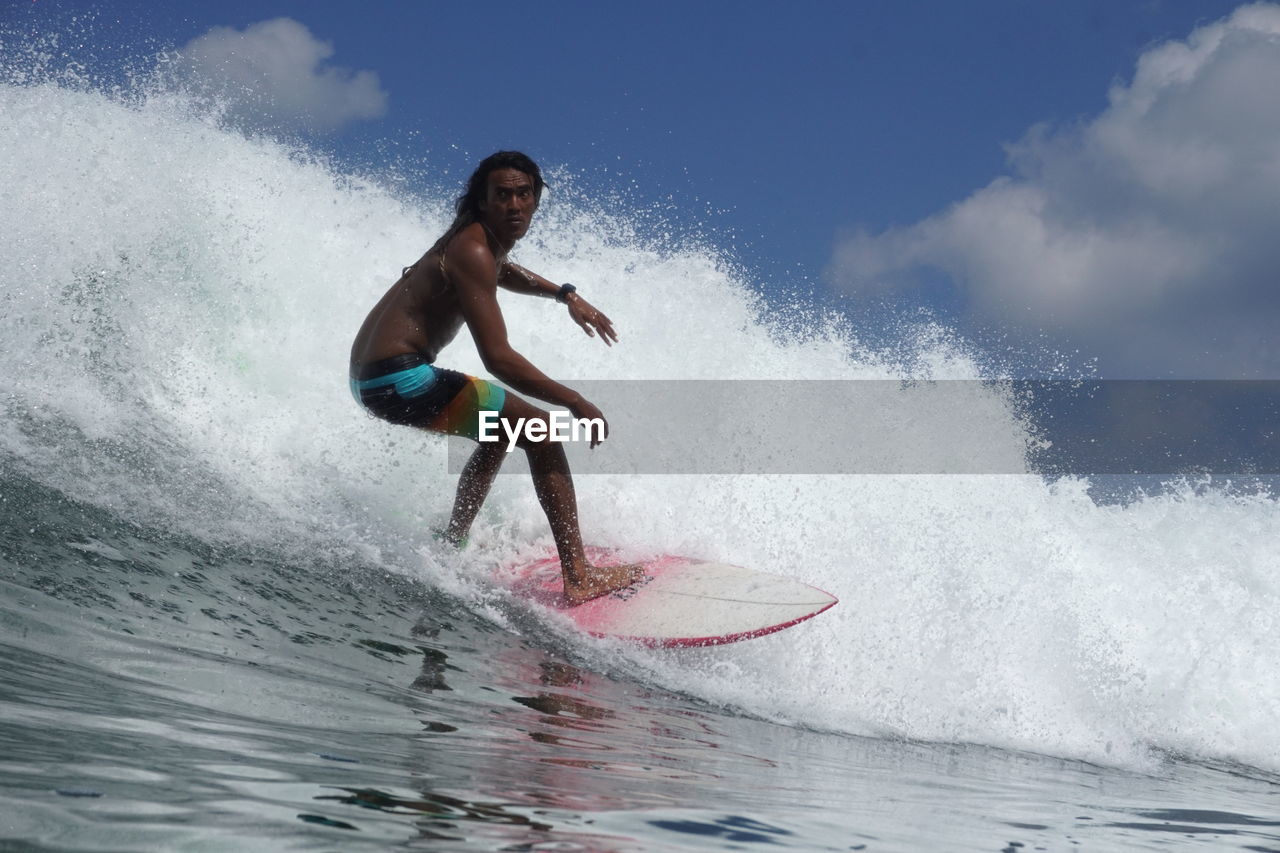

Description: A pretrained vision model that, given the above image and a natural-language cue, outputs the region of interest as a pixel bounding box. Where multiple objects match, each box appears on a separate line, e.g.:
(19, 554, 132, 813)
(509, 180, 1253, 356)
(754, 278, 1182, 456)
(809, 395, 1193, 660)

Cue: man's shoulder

(446, 222, 489, 251)
(443, 224, 499, 270)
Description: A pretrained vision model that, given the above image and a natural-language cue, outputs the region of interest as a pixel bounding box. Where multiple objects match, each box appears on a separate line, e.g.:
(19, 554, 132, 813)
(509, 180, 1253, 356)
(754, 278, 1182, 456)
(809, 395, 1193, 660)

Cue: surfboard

(498, 548, 838, 648)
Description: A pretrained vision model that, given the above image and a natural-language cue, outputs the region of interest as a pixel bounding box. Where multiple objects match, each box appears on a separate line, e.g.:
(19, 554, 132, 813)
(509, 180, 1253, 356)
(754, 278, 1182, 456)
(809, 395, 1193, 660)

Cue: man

(350, 151, 641, 605)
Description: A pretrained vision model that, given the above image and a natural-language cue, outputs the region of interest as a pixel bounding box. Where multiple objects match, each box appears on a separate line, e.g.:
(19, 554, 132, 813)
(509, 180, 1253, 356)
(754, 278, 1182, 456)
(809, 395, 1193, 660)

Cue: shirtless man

(350, 151, 641, 605)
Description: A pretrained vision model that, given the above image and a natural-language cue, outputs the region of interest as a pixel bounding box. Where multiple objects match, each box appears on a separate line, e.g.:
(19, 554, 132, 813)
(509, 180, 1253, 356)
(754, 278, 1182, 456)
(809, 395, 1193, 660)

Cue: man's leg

(501, 394, 642, 605)
(443, 441, 506, 545)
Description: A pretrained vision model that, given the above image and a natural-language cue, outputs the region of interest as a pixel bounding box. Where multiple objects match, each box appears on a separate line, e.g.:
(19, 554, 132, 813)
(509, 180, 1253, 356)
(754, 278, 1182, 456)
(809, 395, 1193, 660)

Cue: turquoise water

(3, 35, 1280, 851)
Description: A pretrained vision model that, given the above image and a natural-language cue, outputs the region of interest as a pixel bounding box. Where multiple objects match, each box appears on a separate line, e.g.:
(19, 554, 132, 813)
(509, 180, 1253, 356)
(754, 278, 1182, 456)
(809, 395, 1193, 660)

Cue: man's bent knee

(475, 396, 561, 453)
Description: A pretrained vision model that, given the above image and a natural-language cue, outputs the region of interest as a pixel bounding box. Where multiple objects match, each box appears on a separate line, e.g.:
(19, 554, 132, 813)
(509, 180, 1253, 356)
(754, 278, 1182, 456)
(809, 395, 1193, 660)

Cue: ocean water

(3, 38, 1280, 853)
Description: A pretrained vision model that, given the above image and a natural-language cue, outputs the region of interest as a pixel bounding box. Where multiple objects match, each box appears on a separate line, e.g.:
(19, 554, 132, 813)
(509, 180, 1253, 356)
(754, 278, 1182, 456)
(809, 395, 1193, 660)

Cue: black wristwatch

(556, 282, 578, 303)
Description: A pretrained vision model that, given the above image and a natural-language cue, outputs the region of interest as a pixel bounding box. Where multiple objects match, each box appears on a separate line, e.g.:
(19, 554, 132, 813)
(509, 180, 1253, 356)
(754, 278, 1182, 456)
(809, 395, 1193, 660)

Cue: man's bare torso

(349, 232, 480, 368)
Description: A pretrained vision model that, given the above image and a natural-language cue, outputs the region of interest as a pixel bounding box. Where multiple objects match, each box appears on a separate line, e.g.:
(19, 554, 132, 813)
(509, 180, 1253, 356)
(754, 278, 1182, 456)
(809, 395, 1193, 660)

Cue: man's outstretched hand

(567, 295, 618, 346)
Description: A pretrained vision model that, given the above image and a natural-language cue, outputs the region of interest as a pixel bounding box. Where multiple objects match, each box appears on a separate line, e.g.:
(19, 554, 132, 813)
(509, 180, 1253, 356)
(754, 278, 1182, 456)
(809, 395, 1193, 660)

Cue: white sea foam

(2, 45, 1278, 775)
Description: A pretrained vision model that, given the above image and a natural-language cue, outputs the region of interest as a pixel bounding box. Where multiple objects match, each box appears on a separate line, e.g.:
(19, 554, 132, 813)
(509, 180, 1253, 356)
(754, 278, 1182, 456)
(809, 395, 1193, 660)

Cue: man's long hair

(431, 151, 545, 254)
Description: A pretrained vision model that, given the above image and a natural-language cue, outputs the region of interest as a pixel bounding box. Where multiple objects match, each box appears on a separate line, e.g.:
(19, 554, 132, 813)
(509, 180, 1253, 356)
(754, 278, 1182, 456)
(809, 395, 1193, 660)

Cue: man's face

(480, 168, 538, 242)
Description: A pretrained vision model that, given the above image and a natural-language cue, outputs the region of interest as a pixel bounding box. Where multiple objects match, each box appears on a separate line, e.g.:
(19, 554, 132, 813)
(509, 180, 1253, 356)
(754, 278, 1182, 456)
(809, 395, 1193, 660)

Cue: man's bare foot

(563, 562, 645, 606)
(431, 529, 469, 550)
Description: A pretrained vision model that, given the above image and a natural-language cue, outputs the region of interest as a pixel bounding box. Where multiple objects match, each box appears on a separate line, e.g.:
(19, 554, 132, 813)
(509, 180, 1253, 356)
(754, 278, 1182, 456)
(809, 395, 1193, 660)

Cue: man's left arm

(499, 262, 619, 346)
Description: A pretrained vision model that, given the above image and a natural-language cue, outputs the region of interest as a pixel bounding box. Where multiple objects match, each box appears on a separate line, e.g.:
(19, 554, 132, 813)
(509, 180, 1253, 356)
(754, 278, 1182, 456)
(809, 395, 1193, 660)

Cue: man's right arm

(448, 235, 592, 412)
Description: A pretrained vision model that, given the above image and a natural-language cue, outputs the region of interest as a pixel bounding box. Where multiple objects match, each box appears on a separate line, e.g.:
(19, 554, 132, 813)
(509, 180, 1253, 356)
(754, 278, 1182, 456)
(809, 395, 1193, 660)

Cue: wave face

(3, 42, 1280, 777)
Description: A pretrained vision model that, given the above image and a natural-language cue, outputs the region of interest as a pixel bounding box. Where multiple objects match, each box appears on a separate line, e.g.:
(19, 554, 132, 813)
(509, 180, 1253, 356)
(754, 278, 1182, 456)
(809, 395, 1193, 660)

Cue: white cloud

(829, 3, 1280, 377)
(175, 18, 388, 132)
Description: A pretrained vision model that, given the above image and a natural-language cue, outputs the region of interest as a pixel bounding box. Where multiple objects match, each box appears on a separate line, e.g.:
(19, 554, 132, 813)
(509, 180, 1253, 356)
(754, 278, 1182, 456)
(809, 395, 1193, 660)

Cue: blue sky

(12, 0, 1279, 377)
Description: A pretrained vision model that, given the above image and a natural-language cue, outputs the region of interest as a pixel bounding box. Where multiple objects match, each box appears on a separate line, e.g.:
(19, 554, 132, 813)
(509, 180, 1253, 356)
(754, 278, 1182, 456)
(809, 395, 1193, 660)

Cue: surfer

(349, 151, 642, 605)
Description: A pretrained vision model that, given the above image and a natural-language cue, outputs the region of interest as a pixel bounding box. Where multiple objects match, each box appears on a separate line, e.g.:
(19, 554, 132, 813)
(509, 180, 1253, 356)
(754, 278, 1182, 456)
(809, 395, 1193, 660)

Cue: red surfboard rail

(498, 548, 838, 648)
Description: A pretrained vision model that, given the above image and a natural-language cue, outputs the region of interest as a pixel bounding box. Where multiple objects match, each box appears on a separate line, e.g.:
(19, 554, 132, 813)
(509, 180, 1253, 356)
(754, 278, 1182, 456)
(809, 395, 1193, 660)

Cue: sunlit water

(2, 31, 1279, 852)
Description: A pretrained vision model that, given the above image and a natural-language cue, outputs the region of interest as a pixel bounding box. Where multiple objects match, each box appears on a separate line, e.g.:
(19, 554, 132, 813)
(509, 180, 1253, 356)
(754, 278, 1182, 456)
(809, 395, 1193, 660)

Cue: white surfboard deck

(498, 548, 837, 647)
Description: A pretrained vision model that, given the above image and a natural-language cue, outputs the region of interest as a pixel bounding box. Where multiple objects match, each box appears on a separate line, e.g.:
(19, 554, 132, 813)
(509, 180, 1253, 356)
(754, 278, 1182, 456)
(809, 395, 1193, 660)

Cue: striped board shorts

(350, 353, 506, 441)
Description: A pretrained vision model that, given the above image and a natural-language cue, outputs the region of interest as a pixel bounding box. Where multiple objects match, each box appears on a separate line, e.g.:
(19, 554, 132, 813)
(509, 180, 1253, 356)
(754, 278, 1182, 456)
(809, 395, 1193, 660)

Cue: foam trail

(2, 44, 1279, 775)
